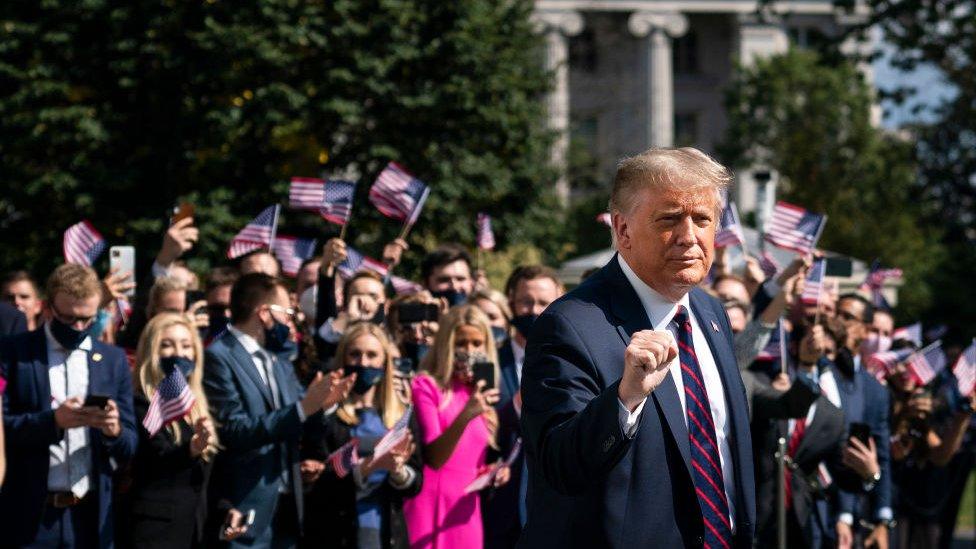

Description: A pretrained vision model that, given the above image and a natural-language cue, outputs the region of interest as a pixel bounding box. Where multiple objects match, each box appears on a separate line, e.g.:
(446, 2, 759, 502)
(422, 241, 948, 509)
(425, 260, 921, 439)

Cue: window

(673, 31, 698, 75)
(569, 29, 598, 73)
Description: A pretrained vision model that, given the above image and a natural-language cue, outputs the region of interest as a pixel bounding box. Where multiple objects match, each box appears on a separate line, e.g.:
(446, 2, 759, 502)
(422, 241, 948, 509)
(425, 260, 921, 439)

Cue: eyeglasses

(267, 304, 297, 319)
(837, 311, 864, 323)
(51, 307, 96, 327)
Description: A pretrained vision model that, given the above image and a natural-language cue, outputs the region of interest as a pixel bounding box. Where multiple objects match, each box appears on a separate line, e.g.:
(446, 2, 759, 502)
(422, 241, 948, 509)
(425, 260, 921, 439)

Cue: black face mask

(264, 320, 292, 353)
(160, 355, 195, 378)
(49, 317, 90, 350)
(491, 326, 509, 348)
(346, 365, 385, 395)
(401, 341, 429, 367)
(432, 289, 467, 307)
(835, 347, 856, 378)
(511, 314, 539, 339)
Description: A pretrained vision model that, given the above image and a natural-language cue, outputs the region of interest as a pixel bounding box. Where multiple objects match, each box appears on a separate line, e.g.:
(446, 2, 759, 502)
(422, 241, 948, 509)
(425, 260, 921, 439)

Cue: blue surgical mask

(160, 355, 196, 378)
(347, 365, 385, 395)
(401, 341, 429, 367)
(491, 326, 509, 347)
(88, 309, 112, 340)
(432, 289, 467, 307)
(49, 317, 91, 350)
(264, 320, 291, 353)
(511, 314, 539, 339)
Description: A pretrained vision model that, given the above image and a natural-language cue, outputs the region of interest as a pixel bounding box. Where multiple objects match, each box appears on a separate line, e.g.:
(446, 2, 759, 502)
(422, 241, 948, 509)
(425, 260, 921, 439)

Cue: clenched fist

(618, 330, 678, 411)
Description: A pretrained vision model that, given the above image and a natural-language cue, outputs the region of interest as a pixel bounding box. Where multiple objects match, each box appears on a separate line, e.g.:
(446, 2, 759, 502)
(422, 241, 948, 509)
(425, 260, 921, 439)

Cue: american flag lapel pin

(710, 320, 720, 333)
(92, 352, 102, 362)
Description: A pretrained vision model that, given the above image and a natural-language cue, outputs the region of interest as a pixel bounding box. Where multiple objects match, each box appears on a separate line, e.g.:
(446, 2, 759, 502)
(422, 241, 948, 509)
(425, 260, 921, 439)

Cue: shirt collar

(510, 338, 526, 366)
(44, 321, 93, 353)
(227, 325, 262, 355)
(617, 254, 691, 330)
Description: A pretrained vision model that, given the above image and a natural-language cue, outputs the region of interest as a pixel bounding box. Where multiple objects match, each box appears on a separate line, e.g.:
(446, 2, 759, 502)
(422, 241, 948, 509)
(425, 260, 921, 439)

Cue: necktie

(673, 306, 733, 549)
(784, 418, 807, 509)
(256, 351, 281, 409)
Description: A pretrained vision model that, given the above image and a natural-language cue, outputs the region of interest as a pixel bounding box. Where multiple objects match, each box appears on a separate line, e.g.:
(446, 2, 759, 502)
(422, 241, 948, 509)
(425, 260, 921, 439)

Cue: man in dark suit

(520, 148, 755, 548)
(203, 273, 354, 547)
(0, 300, 28, 337)
(1, 263, 137, 548)
(483, 265, 565, 549)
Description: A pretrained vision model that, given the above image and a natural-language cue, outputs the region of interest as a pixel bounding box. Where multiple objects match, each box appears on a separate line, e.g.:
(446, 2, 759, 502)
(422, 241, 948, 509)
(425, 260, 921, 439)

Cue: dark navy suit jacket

(0, 327, 138, 548)
(519, 255, 756, 548)
(0, 301, 27, 337)
(203, 329, 306, 545)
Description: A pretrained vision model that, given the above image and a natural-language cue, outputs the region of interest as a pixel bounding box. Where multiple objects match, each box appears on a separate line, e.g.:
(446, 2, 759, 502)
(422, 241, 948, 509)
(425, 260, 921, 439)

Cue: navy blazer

(0, 301, 27, 337)
(203, 329, 306, 545)
(0, 328, 138, 548)
(519, 255, 756, 548)
(498, 341, 520, 406)
(827, 360, 892, 522)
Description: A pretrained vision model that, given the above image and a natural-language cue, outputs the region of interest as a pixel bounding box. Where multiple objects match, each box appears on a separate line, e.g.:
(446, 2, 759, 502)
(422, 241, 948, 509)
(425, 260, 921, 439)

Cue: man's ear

(614, 213, 631, 250)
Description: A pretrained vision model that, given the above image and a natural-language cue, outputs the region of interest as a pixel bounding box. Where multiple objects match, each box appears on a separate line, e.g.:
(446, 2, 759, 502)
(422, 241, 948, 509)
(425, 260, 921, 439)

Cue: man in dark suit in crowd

(483, 265, 565, 549)
(0, 301, 27, 337)
(203, 273, 355, 547)
(520, 148, 755, 548)
(0, 263, 137, 548)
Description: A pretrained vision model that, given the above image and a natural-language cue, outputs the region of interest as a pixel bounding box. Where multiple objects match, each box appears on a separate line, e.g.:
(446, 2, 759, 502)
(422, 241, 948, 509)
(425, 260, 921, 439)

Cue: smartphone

(186, 290, 206, 311)
(219, 509, 256, 541)
(825, 257, 853, 278)
(472, 361, 495, 389)
(849, 422, 872, 446)
(394, 357, 414, 375)
(84, 394, 110, 409)
(397, 302, 440, 324)
(170, 202, 195, 225)
(109, 246, 136, 298)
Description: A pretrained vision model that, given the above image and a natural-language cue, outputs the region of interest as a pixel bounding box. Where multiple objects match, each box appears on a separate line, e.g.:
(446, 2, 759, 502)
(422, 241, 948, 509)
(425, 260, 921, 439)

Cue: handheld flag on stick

(369, 162, 430, 234)
(271, 236, 317, 277)
(715, 200, 746, 250)
(373, 407, 413, 460)
(337, 247, 389, 279)
(477, 213, 496, 251)
(801, 258, 827, 306)
(391, 275, 423, 296)
(892, 323, 923, 347)
(953, 340, 976, 397)
(327, 437, 360, 479)
(227, 205, 279, 259)
(63, 221, 107, 266)
(757, 251, 780, 279)
(867, 347, 914, 383)
(142, 365, 196, 437)
(764, 201, 827, 254)
(906, 340, 946, 386)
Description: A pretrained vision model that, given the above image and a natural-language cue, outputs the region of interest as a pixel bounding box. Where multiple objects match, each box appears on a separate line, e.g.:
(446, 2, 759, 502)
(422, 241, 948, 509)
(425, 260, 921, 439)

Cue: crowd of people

(0, 161, 974, 549)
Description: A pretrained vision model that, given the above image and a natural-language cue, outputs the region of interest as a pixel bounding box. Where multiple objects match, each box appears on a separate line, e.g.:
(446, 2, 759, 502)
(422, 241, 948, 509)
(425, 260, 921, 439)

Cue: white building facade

(533, 0, 872, 220)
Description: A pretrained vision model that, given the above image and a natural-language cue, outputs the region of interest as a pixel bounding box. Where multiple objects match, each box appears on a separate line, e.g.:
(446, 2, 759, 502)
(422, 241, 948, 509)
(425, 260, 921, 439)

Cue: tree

(0, 0, 559, 281)
(719, 49, 945, 320)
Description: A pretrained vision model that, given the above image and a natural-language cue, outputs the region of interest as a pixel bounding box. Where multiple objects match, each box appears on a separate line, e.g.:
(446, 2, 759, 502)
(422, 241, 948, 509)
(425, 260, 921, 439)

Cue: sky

(871, 28, 957, 129)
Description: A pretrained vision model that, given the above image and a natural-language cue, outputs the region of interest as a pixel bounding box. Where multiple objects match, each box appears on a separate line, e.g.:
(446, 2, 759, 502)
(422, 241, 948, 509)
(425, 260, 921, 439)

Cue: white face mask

(299, 285, 318, 325)
(860, 332, 892, 358)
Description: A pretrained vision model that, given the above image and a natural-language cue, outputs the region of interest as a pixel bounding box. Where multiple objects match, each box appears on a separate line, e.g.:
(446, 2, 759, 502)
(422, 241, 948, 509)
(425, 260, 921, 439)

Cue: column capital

(627, 11, 688, 39)
(531, 9, 585, 37)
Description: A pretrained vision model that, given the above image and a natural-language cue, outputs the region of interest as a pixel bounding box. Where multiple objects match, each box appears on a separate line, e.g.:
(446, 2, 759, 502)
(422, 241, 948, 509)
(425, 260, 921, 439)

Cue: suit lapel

(607, 256, 692, 471)
(224, 333, 274, 409)
(794, 398, 842, 463)
(30, 329, 51, 406)
(271, 354, 292, 405)
(86, 343, 108, 398)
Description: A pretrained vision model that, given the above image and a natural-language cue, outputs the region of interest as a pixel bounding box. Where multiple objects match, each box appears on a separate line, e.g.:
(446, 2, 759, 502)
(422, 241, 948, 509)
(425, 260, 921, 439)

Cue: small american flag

(757, 250, 780, 279)
(477, 213, 496, 250)
(227, 205, 279, 259)
(953, 339, 976, 397)
(859, 259, 903, 291)
(327, 437, 360, 478)
(756, 319, 785, 362)
(337, 246, 389, 279)
(271, 235, 317, 277)
(369, 162, 430, 225)
(892, 323, 923, 347)
(320, 180, 356, 226)
(290, 177, 327, 209)
(391, 275, 423, 296)
(867, 348, 914, 382)
(714, 200, 745, 248)
(800, 258, 826, 305)
(373, 406, 412, 459)
(142, 365, 196, 437)
(596, 212, 612, 227)
(764, 201, 826, 254)
(63, 220, 106, 266)
(907, 341, 947, 386)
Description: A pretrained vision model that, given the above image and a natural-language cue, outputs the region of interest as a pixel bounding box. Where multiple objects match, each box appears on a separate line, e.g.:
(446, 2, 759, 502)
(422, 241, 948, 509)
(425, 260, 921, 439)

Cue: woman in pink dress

(405, 305, 510, 548)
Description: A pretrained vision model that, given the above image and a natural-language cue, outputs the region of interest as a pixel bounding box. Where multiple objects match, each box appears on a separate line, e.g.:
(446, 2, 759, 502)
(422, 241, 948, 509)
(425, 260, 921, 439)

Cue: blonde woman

(404, 305, 511, 549)
(301, 322, 421, 548)
(129, 313, 239, 546)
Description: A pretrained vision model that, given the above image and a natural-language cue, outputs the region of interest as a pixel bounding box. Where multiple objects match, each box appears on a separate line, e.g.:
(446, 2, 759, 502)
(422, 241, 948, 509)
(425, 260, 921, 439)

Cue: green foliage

(0, 0, 559, 283)
(719, 49, 944, 321)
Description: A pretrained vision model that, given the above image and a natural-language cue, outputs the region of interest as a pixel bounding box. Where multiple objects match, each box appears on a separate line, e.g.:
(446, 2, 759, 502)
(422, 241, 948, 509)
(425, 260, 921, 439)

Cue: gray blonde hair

(609, 147, 732, 216)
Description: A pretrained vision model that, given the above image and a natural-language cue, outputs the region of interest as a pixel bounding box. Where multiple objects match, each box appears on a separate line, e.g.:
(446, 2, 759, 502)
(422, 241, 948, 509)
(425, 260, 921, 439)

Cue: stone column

(532, 10, 584, 206)
(628, 12, 688, 149)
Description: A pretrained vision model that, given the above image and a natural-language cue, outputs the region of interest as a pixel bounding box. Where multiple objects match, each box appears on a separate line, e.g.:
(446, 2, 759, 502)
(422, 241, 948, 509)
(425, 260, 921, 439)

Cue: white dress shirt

(616, 255, 737, 528)
(46, 323, 92, 497)
(226, 325, 304, 421)
(511, 338, 526, 383)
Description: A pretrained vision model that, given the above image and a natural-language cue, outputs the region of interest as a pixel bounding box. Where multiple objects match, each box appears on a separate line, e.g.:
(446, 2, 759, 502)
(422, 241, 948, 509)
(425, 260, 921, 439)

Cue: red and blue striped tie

(672, 305, 733, 549)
